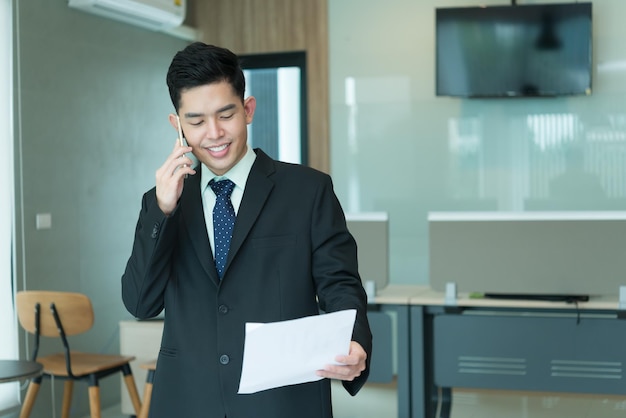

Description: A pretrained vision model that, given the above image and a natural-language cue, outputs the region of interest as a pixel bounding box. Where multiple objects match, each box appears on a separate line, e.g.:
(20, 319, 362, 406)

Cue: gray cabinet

(433, 313, 626, 394)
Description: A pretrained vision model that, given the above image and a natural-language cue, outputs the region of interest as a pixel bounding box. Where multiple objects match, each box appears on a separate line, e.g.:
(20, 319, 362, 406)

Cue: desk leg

(410, 306, 438, 418)
(439, 387, 452, 418)
(383, 304, 411, 418)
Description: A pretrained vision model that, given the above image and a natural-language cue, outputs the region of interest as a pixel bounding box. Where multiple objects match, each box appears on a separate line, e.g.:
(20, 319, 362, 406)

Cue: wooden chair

(137, 359, 157, 418)
(16, 291, 142, 418)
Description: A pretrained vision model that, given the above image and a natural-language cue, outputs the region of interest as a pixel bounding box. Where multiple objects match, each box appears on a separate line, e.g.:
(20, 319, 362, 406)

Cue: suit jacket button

(151, 222, 160, 239)
(219, 354, 230, 365)
(218, 305, 228, 314)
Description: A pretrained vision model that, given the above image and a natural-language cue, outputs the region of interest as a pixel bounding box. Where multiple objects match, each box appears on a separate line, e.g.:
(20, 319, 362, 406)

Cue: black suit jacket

(122, 149, 372, 418)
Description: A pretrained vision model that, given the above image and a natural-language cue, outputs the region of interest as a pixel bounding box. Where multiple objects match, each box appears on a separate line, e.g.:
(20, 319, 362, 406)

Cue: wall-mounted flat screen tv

(436, 3, 592, 98)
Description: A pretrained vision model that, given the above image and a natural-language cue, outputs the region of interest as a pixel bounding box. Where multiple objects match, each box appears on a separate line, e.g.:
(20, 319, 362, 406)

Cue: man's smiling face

(174, 81, 256, 176)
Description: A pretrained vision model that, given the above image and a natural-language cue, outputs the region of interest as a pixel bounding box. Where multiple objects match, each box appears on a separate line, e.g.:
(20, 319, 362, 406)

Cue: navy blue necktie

(209, 179, 236, 279)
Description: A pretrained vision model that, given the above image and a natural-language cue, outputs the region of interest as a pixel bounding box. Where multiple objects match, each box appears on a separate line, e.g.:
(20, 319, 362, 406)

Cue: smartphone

(176, 115, 186, 147)
(176, 115, 188, 176)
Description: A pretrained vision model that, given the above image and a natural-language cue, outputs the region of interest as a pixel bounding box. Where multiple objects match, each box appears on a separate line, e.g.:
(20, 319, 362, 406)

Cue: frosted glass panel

(329, 0, 626, 286)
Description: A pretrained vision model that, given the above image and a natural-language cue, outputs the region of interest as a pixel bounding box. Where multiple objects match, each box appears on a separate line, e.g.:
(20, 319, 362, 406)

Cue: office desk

(368, 285, 430, 418)
(409, 289, 626, 418)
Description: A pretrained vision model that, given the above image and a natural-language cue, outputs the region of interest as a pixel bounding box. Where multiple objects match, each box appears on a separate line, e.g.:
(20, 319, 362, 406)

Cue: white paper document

(237, 309, 357, 394)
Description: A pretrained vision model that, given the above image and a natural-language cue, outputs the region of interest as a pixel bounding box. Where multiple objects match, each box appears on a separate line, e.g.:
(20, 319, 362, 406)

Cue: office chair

(16, 290, 142, 418)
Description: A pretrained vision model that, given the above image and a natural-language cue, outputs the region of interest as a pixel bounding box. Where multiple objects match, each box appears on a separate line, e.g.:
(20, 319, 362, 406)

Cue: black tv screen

(436, 3, 592, 98)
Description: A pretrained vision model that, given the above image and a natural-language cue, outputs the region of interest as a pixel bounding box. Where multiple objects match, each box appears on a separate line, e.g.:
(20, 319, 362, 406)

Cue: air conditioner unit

(68, 0, 186, 32)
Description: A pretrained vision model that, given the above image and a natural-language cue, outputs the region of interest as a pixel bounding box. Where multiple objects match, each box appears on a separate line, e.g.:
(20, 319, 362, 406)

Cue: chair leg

(87, 384, 102, 418)
(19, 379, 41, 418)
(61, 380, 74, 418)
(137, 379, 153, 418)
(123, 370, 143, 415)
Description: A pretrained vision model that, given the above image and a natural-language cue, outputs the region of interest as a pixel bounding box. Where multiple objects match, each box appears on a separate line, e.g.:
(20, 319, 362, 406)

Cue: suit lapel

(223, 150, 275, 277)
(180, 169, 220, 284)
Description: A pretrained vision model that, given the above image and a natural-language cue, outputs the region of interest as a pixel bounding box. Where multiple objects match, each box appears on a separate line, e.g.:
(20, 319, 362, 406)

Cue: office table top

(0, 360, 43, 383)
(370, 284, 431, 305)
(410, 287, 621, 310)
(369, 284, 622, 310)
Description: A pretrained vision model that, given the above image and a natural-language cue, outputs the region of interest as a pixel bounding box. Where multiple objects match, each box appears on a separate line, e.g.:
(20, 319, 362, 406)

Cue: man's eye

(220, 114, 234, 120)
(189, 121, 203, 126)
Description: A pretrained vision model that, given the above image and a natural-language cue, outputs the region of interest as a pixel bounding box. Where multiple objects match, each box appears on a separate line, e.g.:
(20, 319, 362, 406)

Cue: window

(0, 0, 20, 414)
(241, 51, 308, 165)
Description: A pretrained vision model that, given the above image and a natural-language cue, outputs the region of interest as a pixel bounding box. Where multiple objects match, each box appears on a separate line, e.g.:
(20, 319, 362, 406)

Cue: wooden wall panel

(191, 0, 329, 173)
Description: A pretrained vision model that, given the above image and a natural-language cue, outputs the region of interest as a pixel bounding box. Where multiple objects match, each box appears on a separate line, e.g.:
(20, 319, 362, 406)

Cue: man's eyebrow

(216, 104, 237, 113)
(183, 112, 205, 118)
(183, 104, 237, 119)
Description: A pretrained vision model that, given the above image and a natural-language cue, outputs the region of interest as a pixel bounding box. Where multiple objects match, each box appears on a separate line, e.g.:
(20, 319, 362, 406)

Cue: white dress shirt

(201, 145, 256, 257)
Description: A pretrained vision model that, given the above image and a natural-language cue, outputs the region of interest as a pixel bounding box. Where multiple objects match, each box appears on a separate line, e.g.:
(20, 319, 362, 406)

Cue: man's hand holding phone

(155, 140, 195, 216)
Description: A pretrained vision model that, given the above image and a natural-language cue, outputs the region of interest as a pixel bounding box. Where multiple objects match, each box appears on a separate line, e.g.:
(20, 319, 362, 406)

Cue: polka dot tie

(209, 179, 236, 279)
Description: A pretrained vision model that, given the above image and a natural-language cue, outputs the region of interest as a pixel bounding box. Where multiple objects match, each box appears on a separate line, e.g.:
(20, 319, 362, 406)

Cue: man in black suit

(122, 42, 372, 418)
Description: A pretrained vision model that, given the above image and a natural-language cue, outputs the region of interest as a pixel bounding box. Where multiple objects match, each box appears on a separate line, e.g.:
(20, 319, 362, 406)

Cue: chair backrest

(16, 291, 95, 337)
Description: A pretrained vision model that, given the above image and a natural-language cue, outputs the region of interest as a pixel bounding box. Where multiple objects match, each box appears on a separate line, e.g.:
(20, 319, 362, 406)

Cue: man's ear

(243, 96, 256, 124)
(168, 113, 179, 131)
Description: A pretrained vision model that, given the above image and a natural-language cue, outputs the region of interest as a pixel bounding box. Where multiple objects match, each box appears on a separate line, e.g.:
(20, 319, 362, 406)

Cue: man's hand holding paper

(316, 340, 367, 382)
(238, 309, 363, 394)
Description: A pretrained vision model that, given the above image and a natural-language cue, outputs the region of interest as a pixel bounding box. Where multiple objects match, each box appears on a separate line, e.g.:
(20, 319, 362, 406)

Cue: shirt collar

(201, 145, 256, 192)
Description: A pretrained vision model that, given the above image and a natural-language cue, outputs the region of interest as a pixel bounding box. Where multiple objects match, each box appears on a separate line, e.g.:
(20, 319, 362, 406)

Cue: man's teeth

(210, 144, 228, 152)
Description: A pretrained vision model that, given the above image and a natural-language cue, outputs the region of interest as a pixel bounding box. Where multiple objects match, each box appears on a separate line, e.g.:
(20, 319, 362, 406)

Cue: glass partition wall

(329, 0, 626, 286)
